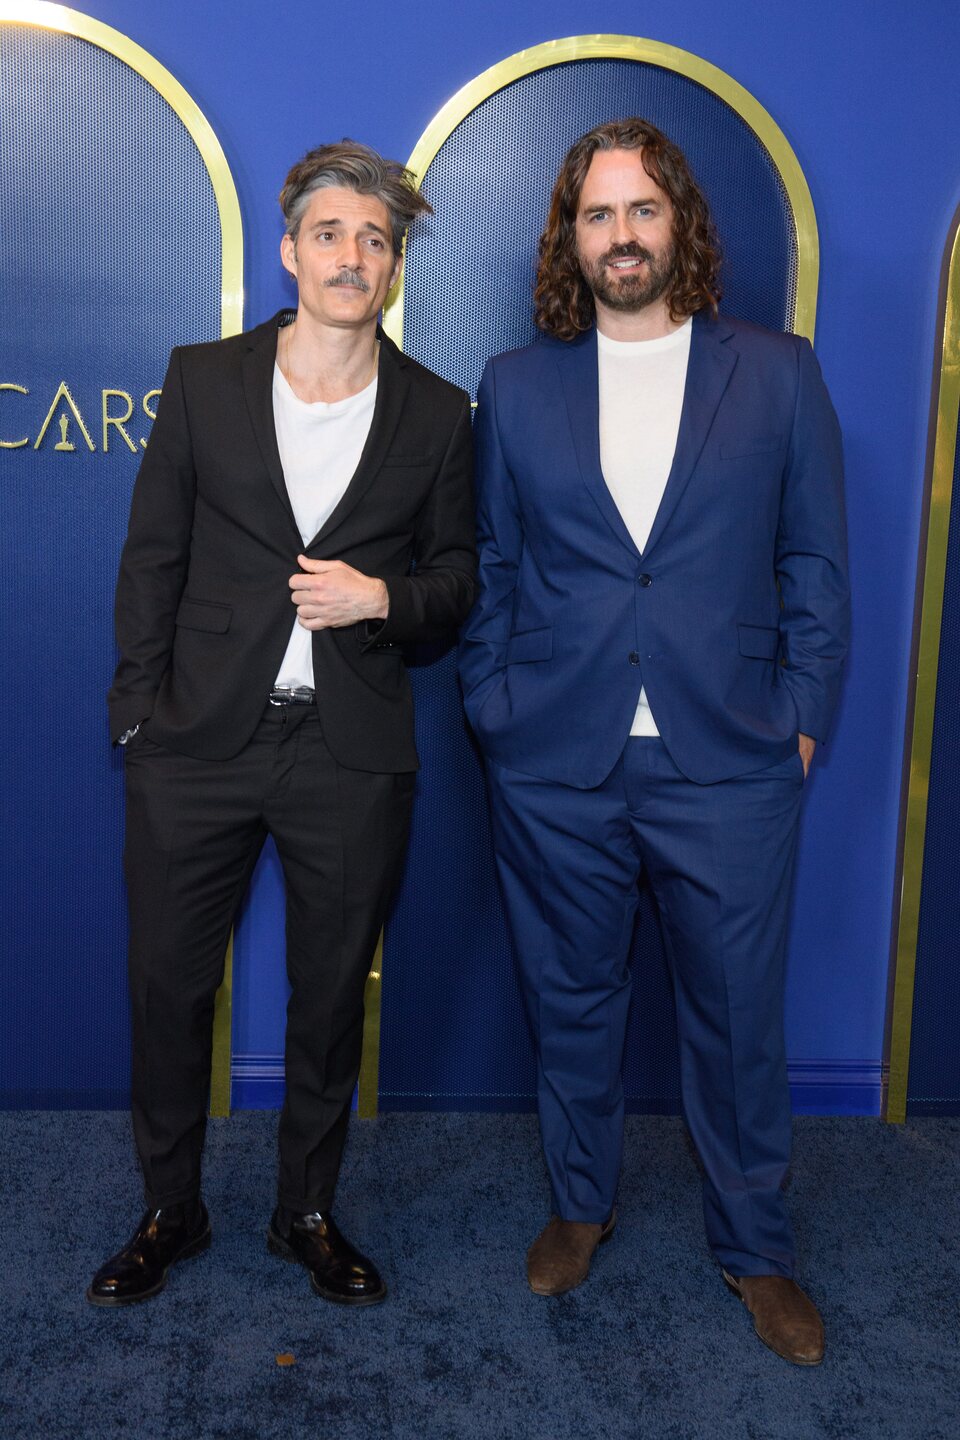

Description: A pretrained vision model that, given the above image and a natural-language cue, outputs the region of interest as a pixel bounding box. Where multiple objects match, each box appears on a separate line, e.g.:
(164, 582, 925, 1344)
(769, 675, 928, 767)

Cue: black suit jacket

(108, 311, 476, 769)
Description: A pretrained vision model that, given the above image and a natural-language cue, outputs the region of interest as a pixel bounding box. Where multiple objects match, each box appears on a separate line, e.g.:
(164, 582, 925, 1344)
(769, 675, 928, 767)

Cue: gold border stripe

(209, 934, 234, 1118)
(384, 33, 818, 347)
(2, 0, 244, 1116)
(357, 933, 384, 1118)
(886, 216, 960, 1123)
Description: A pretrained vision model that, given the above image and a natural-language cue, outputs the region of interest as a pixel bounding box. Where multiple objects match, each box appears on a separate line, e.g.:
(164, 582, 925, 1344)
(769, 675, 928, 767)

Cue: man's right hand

(798, 733, 816, 777)
(289, 556, 389, 631)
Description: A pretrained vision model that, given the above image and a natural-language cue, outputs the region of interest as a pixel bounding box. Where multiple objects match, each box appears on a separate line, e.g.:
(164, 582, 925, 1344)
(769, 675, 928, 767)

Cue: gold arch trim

(384, 32, 819, 347)
(885, 212, 960, 1123)
(374, 33, 821, 1119)
(2, 0, 243, 1117)
(0, 0, 244, 337)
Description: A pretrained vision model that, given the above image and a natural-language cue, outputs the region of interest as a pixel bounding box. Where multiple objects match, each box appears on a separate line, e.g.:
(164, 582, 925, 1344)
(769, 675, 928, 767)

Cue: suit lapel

(642, 312, 737, 556)
(555, 330, 639, 557)
(241, 310, 299, 533)
(306, 327, 410, 550)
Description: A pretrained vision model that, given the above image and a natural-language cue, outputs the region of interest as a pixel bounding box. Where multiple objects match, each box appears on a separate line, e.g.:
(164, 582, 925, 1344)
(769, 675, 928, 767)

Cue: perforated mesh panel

(0, 25, 221, 1105)
(381, 57, 797, 1111)
(908, 397, 960, 1114)
(382, 646, 534, 1108)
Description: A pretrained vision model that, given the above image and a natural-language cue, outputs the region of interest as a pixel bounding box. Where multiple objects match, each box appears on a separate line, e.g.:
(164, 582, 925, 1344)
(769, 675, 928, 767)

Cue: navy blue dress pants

(485, 736, 805, 1278)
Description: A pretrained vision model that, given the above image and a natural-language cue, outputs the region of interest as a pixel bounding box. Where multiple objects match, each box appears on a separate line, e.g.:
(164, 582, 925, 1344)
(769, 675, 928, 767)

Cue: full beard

(581, 242, 676, 313)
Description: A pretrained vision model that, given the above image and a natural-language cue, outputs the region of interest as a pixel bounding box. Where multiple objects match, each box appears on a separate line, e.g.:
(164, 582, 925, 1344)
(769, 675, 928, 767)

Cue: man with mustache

(89, 141, 475, 1308)
(459, 119, 848, 1364)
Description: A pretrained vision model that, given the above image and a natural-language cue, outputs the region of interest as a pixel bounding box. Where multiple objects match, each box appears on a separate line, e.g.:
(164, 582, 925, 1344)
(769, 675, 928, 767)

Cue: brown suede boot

(526, 1212, 616, 1295)
(722, 1270, 825, 1365)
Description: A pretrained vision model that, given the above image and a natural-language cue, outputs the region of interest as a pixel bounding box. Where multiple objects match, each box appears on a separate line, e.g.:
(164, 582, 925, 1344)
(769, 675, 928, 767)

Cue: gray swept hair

(279, 139, 431, 256)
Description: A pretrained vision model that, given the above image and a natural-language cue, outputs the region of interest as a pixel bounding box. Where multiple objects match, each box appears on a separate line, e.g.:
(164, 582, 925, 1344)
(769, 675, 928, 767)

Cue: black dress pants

(122, 706, 414, 1212)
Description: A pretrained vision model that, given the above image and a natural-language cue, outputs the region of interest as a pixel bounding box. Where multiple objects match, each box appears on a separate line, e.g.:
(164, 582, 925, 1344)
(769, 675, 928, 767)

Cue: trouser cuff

(143, 1181, 203, 1210)
(277, 1189, 336, 1217)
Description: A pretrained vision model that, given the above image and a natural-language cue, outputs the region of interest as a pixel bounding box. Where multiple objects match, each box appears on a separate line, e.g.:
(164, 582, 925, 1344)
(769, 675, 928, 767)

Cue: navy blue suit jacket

(458, 313, 849, 787)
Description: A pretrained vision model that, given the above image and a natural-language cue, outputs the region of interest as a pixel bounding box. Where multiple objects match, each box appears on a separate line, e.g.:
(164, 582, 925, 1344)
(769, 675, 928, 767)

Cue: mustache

(324, 269, 370, 292)
(602, 243, 655, 265)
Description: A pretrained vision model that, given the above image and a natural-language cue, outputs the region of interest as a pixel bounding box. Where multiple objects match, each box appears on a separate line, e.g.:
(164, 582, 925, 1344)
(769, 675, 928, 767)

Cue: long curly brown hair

(534, 118, 722, 340)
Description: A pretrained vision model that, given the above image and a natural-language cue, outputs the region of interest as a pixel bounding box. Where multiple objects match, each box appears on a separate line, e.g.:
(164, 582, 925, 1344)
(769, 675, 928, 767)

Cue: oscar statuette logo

(54, 412, 74, 451)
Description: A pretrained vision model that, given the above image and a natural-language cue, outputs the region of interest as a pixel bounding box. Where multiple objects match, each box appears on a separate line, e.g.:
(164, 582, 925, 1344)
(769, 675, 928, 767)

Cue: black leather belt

(268, 687, 315, 707)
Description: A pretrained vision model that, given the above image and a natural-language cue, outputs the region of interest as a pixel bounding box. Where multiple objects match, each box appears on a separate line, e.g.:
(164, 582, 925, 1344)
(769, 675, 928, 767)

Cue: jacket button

(629, 652, 640, 666)
(638, 573, 653, 587)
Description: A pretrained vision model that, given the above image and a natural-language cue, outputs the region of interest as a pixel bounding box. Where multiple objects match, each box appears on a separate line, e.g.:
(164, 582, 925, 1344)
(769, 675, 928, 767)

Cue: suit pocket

(738, 623, 780, 659)
(720, 435, 786, 460)
(123, 726, 163, 757)
(175, 597, 232, 633)
(505, 627, 553, 664)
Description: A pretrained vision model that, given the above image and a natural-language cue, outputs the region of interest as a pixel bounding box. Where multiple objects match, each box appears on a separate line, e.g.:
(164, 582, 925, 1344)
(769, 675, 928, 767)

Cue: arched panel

(887, 205, 960, 1121)
(0, 2, 241, 1107)
(379, 37, 819, 1113)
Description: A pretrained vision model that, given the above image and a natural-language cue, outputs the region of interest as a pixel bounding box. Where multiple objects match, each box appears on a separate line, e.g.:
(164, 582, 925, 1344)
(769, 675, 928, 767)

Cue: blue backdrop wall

(3, 0, 959, 1116)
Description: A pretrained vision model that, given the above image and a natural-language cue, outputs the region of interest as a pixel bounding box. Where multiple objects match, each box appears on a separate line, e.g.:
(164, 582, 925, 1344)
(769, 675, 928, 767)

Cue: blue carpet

(0, 1113, 956, 1439)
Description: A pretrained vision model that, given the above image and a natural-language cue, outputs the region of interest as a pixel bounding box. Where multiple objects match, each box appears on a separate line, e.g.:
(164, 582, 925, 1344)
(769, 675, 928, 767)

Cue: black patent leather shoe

(86, 1201, 211, 1306)
(267, 1207, 386, 1305)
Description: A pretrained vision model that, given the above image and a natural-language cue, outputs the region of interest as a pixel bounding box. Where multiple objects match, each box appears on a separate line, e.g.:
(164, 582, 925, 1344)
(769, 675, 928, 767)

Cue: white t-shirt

(272, 364, 377, 689)
(598, 319, 692, 736)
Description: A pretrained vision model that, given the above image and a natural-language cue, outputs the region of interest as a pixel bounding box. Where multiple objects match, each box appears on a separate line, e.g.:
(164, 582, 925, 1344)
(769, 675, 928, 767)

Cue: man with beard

(89, 141, 475, 1308)
(459, 119, 848, 1364)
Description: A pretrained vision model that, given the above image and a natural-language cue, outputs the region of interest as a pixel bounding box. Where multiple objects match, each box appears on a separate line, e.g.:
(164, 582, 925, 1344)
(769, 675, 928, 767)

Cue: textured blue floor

(1, 1113, 957, 1439)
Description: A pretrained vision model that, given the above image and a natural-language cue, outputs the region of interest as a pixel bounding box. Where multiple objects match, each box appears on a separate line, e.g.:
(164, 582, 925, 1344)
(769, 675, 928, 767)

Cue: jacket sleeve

(776, 337, 850, 742)
(360, 394, 477, 647)
(457, 360, 524, 722)
(107, 348, 196, 741)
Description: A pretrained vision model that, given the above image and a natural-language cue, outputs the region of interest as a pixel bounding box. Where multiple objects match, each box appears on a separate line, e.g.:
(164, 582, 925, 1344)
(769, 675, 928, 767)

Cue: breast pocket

(719, 436, 786, 462)
(379, 453, 438, 469)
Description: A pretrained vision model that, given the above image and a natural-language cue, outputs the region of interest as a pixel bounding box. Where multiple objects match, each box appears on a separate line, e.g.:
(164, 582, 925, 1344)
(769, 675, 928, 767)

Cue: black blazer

(108, 311, 476, 769)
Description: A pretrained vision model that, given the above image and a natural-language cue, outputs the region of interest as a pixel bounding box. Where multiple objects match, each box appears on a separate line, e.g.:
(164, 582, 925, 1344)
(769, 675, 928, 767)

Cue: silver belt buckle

(269, 686, 314, 707)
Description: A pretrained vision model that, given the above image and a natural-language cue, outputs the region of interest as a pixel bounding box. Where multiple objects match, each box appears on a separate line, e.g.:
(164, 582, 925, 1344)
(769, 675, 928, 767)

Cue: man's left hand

(798, 733, 816, 778)
(289, 555, 389, 630)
